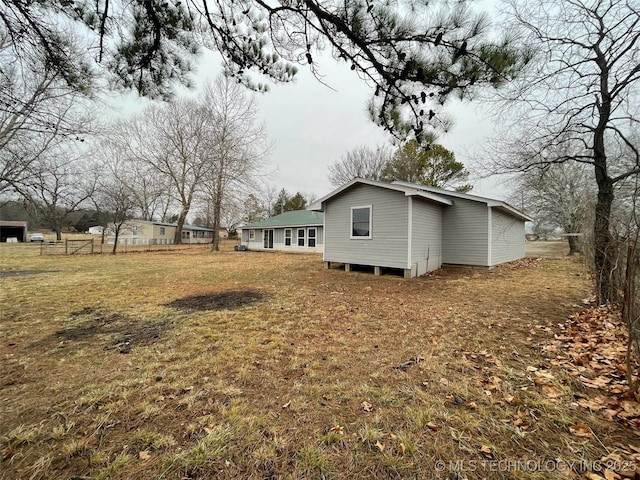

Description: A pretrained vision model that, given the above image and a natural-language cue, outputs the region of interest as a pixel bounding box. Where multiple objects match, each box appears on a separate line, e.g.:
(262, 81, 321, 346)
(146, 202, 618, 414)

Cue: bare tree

(0, 42, 93, 194)
(243, 194, 267, 224)
(148, 99, 213, 243)
(98, 133, 174, 222)
(15, 148, 96, 240)
(107, 100, 211, 243)
(514, 162, 593, 255)
(219, 197, 244, 238)
(94, 180, 138, 254)
(489, 0, 640, 303)
(328, 145, 393, 187)
(199, 76, 271, 251)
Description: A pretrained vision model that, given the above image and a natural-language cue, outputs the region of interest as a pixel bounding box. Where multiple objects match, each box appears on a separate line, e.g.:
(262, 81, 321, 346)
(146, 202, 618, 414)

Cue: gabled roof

(242, 210, 324, 229)
(307, 178, 453, 211)
(391, 180, 533, 222)
(308, 178, 532, 222)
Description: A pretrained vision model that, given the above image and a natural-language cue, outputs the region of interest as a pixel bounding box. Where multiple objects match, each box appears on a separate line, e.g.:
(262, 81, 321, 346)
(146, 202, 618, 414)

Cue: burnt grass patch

(0, 269, 60, 278)
(164, 289, 266, 311)
(36, 308, 172, 353)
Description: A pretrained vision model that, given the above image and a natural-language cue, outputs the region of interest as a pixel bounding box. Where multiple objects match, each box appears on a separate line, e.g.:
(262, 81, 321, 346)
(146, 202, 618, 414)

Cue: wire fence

(40, 238, 240, 255)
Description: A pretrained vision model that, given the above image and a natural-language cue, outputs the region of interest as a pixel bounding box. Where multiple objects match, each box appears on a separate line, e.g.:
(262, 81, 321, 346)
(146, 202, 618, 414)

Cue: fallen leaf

(577, 396, 608, 411)
(399, 442, 406, 455)
(427, 422, 441, 431)
(2, 448, 15, 461)
(479, 445, 493, 458)
(361, 401, 373, 412)
(541, 384, 565, 399)
(329, 425, 344, 434)
(439, 378, 449, 387)
(603, 469, 620, 480)
(569, 421, 594, 438)
(138, 450, 151, 460)
(583, 473, 605, 480)
(375, 440, 385, 452)
(619, 400, 640, 417)
(533, 371, 555, 386)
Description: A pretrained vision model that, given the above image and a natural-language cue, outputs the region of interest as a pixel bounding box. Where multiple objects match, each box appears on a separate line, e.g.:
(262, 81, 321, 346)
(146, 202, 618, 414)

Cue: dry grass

(0, 242, 636, 479)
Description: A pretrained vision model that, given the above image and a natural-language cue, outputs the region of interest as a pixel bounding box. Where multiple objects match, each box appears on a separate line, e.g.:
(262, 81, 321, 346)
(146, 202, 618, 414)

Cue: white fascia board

(405, 191, 453, 206)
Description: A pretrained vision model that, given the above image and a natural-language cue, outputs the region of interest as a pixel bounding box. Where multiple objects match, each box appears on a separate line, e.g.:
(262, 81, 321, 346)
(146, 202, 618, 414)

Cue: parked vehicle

(30, 233, 44, 242)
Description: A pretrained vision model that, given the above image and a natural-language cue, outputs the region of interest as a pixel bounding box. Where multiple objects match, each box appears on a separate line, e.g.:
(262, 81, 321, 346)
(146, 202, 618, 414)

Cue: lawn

(0, 242, 638, 479)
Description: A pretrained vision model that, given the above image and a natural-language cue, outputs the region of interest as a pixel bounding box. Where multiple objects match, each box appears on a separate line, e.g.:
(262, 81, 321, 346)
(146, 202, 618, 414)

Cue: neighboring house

(240, 210, 324, 253)
(106, 220, 214, 245)
(308, 178, 532, 278)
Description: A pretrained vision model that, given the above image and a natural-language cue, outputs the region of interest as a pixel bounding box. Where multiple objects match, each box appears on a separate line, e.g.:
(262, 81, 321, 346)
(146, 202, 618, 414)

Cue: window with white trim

(284, 229, 292, 246)
(307, 228, 316, 247)
(351, 206, 372, 239)
(159, 227, 165, 235)
(297, 228, 305, 246)
(249, 229, 255, 240)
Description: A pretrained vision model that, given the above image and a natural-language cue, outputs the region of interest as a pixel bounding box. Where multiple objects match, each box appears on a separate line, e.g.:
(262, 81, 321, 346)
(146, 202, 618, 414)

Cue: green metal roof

(242, 210, 324, 229)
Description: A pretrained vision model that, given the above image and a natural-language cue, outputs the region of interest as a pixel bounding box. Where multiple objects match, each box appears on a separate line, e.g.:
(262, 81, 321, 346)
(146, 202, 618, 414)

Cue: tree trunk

(592, 54, 615, 304)
(593, 185, 615, 303)
(211, 191, 222, 252)
(567, 235, 582, 255)
(174, 208, 189, 244)
(112, 229, 119, 254)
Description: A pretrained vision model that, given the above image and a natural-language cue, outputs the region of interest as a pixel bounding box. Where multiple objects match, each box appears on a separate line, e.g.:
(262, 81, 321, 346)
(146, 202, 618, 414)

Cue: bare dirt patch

(37, 307, 172, 354)
(164, 289, 266, 311)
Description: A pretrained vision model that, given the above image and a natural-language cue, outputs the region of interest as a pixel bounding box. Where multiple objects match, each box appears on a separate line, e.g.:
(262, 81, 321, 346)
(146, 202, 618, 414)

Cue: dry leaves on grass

(541, 305, 640, 434)
(497, 257, 542, 270)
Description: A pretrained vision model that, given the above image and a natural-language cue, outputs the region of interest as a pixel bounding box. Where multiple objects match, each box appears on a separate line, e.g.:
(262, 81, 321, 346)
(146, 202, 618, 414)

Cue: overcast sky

(106, 1, 512, 204)
(185, 51, 507, 202)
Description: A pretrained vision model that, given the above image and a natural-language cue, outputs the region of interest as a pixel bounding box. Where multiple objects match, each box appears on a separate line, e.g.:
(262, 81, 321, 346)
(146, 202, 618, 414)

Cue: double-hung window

(249, 229, 255, 240)
(351, 206, 372, 239)
(307, 228, 316, 247)
(284, 229, 292, 246)
(297, 228, 305, 246)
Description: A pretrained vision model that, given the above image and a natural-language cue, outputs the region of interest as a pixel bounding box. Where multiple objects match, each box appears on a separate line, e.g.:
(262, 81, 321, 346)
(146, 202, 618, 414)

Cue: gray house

(308, 178, 531, 278)
(240, 210, 324, 253)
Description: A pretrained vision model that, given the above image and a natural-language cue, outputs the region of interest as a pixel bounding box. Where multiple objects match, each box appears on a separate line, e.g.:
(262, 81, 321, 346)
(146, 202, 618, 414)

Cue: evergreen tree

(382, 140, 472, 192)
(1, 1, 530, 140)
(273, 189, 308, 214)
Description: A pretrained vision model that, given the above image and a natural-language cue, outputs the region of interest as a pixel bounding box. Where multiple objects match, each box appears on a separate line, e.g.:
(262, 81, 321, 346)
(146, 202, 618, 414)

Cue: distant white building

(88, 226, 104, 235)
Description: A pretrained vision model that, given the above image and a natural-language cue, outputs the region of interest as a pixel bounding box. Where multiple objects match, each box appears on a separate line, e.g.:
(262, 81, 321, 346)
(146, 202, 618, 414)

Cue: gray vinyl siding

(410, 199, 443, 275)
(490, 209, 525, 265)
(275, 229, 284, 244)
(441, 198, 489, 266)
(324, 184, 409, 268)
